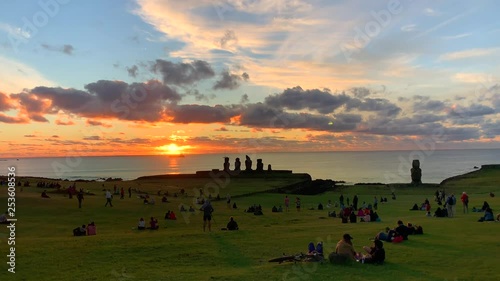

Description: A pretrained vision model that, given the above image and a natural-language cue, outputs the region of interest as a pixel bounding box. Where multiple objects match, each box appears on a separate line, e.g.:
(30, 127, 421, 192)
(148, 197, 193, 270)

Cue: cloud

(24, 134, 36, 137)
(0, 92, 14, 111)
(442, 33, 472, 40)
(264, 86, 351, 114)
(423, 8, 441, 16)
(215, 127, 228, 131)
(218, 30, 238, 49)
(0, 22, 30, 39)
(41, 43, 75, 55)
(165, 104, 240, 123)
(55, 120, 75, 125)
(15, 79, 182, 122)
(0, 113, 27, 124)
(213, 71, 249, 90)
(439, 48, 499, 61)
(449, 104, 495, 118)
(86, 119, 112, 128)
(83, 136, 101, 141)
(240, 94, 249, 104)
(151, 59, 215, 86)
(412, 97, 446, 112)
(127, 65, 139, 77)
(401, 24, 417, 32)
(345, 97, 401, 117)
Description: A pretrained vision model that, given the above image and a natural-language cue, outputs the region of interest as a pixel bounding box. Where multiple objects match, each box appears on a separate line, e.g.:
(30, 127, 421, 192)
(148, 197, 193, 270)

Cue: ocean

(1, 149, 499, 184)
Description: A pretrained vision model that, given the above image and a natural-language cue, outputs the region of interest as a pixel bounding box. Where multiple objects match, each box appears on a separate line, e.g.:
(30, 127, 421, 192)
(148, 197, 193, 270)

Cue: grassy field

(1, 167, 499, 281)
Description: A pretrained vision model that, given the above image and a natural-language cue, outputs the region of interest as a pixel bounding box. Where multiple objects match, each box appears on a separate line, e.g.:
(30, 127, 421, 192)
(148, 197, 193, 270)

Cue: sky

(1, 0, 500, 157)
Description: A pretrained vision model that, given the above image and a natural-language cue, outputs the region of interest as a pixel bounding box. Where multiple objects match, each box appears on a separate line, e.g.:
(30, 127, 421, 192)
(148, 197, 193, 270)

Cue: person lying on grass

(73, 225, 86, 236)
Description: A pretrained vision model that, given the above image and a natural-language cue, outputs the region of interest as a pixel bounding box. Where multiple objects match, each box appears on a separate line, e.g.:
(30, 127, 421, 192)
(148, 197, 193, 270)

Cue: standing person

(446, 194, 454, 217)
(77, 189, 84, 209)
(105, 189, 113, 207)
(346, 196, 350, 207)
(295, 197, 301, 212)
(353, 195, 359, 210)
(120, 187, 125, 199)
(451, 194, 457, 216)
(339, 194, 344, 206)
(461, 192, 469, 214)
(226, 193, 231, 208)
(201, 200, 214, 232)
(284, 196, 290, 212)
(373, 196, 378, 211)
(128, 187, 132, 198)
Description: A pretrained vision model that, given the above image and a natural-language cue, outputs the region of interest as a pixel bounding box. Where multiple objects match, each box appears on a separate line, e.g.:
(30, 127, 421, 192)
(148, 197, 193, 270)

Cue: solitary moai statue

(411, 159, 422, 185)
(267, 164, 272, 171)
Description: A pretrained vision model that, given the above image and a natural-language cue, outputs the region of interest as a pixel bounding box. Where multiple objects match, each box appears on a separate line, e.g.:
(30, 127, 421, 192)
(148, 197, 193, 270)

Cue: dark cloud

(213, 71, 248, 90)
(151, 59, 215, 86)
(83, 136, 101, 141)
(86, 119, 112, 127)
(51, 135, 59, 138)
(219, 30, 238, 48)
(16, 80, 181, 122)
(0, 113, 27, 123)
(350, 87, 371, 98)
(24, 134, 36, 137)
(346, 97, 401, 116)
(41, 43, 74, 55)
(127, 65, 139, 78)
(412, 96, 445, 112)
(184, 89, 215, 102)
(242, 72, 249, 81)
(238, 103, 359, 132)
(450, 104, 495, 118)
(240, 94, 249, 104)
(264, 86, 351, 114)
(165, 104, 240, 123)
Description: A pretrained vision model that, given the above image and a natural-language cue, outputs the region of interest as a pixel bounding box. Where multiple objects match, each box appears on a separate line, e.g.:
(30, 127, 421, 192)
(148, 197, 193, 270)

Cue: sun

(156, 143, 190, 155)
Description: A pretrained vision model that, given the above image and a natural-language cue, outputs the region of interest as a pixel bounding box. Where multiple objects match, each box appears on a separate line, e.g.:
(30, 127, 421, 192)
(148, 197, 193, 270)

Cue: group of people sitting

(410, 198, 432, 216)
(137, 217, 159, 230)
(271, 205, 283, 212)
(179, 205, 196, 212)
(41, 190, 50, 198)
(374, 220, 423, 243)
(329, 233, 385, 265)
(73, 222, 96, 236)
(164, 210, 177, 220)
(246, 204, 263, 215)
(338, 206, 380, 223)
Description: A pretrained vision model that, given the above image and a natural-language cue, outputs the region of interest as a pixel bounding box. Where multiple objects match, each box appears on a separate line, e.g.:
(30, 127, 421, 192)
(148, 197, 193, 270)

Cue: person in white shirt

(137, 218, 145, 230)
(105, 190, 113, 207)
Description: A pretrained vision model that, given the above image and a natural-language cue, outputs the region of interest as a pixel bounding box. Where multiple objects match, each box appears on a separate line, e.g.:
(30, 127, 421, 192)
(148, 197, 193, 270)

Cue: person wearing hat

(361, 239, 385, 264)
(335, 233, 357, 261)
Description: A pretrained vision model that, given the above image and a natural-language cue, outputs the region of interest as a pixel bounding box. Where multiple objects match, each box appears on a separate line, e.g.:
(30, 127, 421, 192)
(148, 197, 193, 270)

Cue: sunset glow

(1, 1, 499, 158)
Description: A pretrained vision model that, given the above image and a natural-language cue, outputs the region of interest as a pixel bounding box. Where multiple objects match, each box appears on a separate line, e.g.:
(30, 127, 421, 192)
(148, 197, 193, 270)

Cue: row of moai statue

(223, 155, 271, 172)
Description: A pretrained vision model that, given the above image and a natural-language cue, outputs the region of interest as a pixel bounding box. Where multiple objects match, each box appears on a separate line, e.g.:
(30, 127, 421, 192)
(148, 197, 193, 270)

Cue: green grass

(1, 167, 499, 281)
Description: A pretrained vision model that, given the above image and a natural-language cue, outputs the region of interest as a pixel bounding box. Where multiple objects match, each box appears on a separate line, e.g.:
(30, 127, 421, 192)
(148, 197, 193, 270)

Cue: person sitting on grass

(232, 202, 238, 209)
(481, 201, 490, 211)
(169, 211, 177, 220)
(272, 206, 278, 212)
(149, 197, 155, 205)
(162, 195, 168, 203)
(87, 221, 96, 236)
(73, 225, 86, 236)
(148, 217, 159, 230)
(138, 218, 146, 230)
(335, 234, 358, 261)
(164, 210, 171, 220)
(189, 206, 195, 212)
(180, 205, 187, 212)
(0, 211, 9, 224)
(478, 208, 494, 222)
(395, 220, 409, 240)
(375, 227, 393, 242)
(143, 198, 149, 204)
(360, 239, 385, 264)
(226, 216, 239, 230)
(41, 190, 50, 198)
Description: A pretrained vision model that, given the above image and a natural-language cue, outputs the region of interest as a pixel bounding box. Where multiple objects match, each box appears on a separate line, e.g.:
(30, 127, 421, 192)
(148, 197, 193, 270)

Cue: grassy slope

(0, 168, 499, 281)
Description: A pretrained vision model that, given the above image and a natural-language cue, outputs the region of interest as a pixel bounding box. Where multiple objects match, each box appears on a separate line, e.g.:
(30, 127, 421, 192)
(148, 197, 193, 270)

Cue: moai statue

(411, 159, 422, 185)
(267, 164, 272, 171)
(256, 159, 264, 171)
(234, 158, 241, 172)
(245, 155, 252, 171)
(223, 157, 230, 172)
